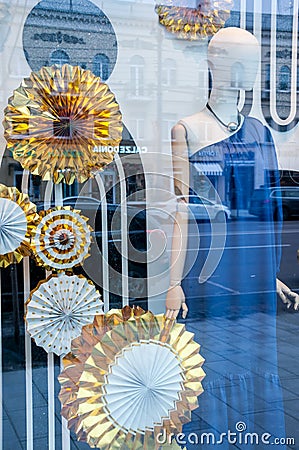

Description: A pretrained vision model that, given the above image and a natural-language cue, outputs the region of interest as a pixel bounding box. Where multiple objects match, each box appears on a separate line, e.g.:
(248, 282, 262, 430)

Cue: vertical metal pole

(114, 154, 129, 306)
(44, 181, 55, 450)
(22, 170, 33, 450)
(95, 174, 110, 312)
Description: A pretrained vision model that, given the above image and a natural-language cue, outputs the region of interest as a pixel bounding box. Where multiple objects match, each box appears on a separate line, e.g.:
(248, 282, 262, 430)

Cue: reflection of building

(22, 0, 117, 79)
(1, 1, 299, 202)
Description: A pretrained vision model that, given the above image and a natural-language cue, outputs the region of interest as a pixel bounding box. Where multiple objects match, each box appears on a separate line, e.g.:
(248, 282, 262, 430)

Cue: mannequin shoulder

(177, 110, 210, 133)
(172, 110, 211, 147)
(174, 109, 233, 153)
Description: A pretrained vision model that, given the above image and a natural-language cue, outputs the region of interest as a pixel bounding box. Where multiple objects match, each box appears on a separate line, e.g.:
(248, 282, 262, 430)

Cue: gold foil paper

(155, 1, 233, 40)
(3, 64, 123, 184)
(58, 306, 205, 449)
(31, 206, 92, 271)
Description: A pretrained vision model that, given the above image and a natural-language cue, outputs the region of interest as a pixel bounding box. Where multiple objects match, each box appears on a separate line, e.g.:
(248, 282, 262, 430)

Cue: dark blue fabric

(181, 117, 286, 449)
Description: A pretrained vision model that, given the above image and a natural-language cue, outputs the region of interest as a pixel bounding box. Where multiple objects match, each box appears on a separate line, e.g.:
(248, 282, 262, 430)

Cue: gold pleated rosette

(155, 0, 233, 40)
(58, 306, 205, 449)
(0, 183, 38, 268)
(3, 64, 123, 184)
(25, 273, 104, 356)
(31, 206, 92, 271)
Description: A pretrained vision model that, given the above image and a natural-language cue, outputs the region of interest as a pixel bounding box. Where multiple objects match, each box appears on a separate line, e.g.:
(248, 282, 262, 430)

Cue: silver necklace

(206, 103, 241, 132)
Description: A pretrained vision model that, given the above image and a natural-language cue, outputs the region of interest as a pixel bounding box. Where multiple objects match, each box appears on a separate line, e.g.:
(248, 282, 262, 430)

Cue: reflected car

(249, 186, 299, 220)
(179, 195, 231, 222)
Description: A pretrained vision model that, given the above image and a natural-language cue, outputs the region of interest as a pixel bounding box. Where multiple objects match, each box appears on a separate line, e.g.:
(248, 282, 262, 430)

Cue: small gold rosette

(155, 0, 233, 40)
(31, 206, 92, 271)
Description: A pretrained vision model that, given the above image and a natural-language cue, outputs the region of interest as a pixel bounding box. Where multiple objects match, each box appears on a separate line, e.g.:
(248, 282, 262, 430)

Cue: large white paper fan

(25, 273, 103, 355)
(103, 341, 184, 432)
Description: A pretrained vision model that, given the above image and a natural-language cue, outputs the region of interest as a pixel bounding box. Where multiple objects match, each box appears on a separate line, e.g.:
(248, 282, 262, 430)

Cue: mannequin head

(208, 27, 260, 91)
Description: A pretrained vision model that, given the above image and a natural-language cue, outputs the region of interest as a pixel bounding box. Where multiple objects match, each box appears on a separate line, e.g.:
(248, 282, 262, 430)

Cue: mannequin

(165, 27, 298, 449)
(165, 27, 298, 318)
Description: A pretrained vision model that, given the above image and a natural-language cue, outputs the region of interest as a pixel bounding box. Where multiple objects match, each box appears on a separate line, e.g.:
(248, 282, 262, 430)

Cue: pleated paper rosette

(0, 183, 38, 267)
(3, 64, 123, 184)
(58, 306, 205, 449)
(31, 206, 92, 271)
(155, 0, 233, 40)
(25, 273, 104, 355)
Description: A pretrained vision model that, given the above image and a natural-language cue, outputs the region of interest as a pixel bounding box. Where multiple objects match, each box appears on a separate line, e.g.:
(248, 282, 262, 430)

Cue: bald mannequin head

(208, 27, 260, 91)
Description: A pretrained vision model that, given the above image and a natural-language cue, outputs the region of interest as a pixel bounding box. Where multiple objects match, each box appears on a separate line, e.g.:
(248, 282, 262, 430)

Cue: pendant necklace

(206, 103, 241, 132)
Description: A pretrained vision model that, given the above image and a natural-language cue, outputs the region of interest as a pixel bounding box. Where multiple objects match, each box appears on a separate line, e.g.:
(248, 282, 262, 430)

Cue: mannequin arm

(165, 123, 189, 319)
(276, 278, 299, 310)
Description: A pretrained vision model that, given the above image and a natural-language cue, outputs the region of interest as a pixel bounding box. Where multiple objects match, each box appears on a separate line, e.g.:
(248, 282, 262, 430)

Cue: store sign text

(32, 31, 85, 45)
(94, 146, 148, 154)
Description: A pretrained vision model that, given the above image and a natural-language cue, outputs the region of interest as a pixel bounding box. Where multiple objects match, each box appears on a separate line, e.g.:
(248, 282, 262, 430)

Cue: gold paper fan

(155, 1, 233, 40)
(0, 183, 38, 268)
(31, 206, 92, 271)
(58, 306, 205, 449)
(3, 64, 123, 184)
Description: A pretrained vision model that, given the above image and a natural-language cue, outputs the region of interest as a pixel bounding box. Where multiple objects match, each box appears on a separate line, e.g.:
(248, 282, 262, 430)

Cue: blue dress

(179, 116, 286, 449)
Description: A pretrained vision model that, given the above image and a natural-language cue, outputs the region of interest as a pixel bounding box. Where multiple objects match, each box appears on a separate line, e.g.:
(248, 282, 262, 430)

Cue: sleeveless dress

(179, 116, 286, 449)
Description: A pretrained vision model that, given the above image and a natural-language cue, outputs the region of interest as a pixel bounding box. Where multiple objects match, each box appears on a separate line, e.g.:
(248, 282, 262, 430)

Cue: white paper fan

(103, 342, 183, 432)
(26, 273, 103, 355)
(0, 198, 27, 254)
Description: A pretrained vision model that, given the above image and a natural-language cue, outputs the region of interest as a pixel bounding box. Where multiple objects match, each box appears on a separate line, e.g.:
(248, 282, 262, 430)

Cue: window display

(0, 1, 298, 450)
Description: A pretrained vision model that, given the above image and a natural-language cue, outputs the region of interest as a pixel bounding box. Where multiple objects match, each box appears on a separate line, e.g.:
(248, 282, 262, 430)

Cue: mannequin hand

(276, 278, 299, 310)
(165, 285, 188, 320)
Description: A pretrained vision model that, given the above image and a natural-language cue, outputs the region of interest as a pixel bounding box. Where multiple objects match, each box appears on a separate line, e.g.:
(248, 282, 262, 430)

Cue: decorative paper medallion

(25, 273, 103, 355)
(58, 306, 205, 449)
(0, 184, 38, 268)
(31, 206, 92, 270)
(155, 0, 233, 40)
(3, 64, 123, 184)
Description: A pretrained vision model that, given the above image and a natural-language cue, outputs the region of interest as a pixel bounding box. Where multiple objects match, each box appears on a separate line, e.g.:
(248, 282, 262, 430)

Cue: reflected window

(93, 53, 110, 80)
(162, 115, 177, 141)
(265, 63, 270, 91)
(130, 118, 145, 140)
(130, 55, 144, 96)
(50, 49, 70, 66)
(162, 59, 177, 86)
(279, 65, 291, 91)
